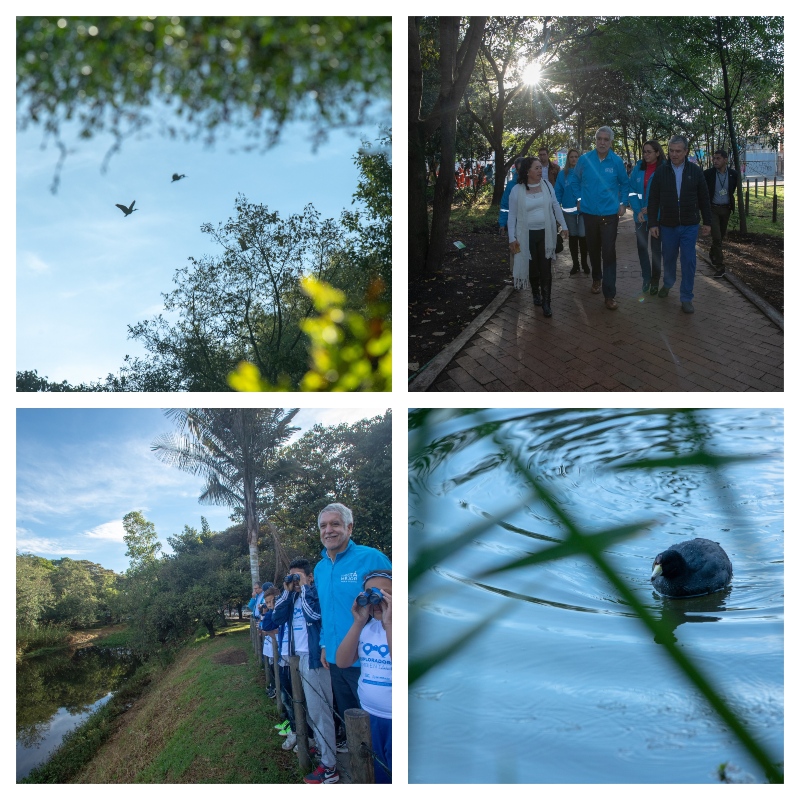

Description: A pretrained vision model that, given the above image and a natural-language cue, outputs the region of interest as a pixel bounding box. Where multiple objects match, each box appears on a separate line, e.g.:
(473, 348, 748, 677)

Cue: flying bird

(171, 173, 187, 182)
(115, 200, 138, 217)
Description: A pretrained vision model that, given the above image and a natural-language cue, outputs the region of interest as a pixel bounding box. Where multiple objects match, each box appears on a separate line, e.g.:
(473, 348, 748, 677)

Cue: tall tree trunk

(409, 16, 487, 276)
(714, 18, 747, 233)
(409, 17, 431, 275)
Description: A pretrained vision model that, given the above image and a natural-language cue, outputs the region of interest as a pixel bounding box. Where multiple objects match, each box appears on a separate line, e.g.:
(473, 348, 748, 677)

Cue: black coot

(650, 537, 732, 598)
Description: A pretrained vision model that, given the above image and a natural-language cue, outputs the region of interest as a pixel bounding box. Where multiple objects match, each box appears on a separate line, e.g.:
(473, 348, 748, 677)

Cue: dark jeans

(329, 663, 362, 733)
(279, 663, 296, 731)
(634, 220, 662, 286)
(710, 204, 732, 265)
(528, 228, 552, 287)
(583, 213, 619, 298)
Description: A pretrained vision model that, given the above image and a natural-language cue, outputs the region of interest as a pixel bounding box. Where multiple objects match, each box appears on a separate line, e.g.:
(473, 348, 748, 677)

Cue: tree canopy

(17, 16, 391, 189)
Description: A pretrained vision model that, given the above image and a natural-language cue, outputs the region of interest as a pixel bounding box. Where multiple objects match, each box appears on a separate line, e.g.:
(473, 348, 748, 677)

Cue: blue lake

(409, 408, 783, 784)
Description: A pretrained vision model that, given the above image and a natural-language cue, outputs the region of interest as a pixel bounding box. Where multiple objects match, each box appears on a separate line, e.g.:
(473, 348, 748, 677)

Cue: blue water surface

(409, 408, 783, 784)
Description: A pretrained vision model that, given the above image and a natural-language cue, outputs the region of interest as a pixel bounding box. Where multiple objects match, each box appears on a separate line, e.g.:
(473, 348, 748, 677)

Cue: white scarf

(511, 180, 562, 290)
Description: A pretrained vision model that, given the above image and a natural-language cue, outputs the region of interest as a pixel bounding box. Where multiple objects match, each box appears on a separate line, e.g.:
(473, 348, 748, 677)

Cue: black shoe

(533, 292, 542, 306)
(582, 265, 590, 274)
(542, 286, 552, 317)
(713, 267, 726, 278)
(569, 265, 580, 275)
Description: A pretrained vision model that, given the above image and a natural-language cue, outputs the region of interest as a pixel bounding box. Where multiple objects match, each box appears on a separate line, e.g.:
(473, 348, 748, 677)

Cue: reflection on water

(409, 408, 783, 784)
(17, 645, 139, 781)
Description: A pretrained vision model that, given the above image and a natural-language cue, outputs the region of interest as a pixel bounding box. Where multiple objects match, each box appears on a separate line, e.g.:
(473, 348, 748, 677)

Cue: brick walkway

(421, 215, 783, 392)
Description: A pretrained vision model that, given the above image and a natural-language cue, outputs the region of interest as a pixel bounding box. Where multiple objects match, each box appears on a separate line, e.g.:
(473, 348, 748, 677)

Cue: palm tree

(152, 408, 300, 588)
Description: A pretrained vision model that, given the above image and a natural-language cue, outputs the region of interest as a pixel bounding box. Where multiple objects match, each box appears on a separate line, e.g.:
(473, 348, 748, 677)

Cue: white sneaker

(282, 733, 297, 750)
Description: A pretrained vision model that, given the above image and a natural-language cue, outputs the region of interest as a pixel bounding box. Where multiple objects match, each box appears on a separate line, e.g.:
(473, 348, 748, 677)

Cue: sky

(16, 110, 387, 385)
(16, 407, 388, 574)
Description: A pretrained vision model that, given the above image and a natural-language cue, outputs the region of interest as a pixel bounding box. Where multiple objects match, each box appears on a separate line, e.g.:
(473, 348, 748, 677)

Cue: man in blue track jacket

(573, 126, 631, 309)
(314, 502, 391, 748)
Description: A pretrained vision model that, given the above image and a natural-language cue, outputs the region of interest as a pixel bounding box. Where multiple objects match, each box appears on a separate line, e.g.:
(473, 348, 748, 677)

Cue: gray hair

(595, 126, 614, 141)
(318, 502, 353, 528)
(668, 135, 689, 150)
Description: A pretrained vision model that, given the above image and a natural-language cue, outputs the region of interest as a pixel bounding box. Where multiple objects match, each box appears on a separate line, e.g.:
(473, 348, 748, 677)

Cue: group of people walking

(499, 127, 735, 316)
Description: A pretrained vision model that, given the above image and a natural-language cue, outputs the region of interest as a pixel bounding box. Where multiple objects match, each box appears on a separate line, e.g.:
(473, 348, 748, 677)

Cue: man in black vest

(648, 136, 711, 314)
(703, 149, 739, 277)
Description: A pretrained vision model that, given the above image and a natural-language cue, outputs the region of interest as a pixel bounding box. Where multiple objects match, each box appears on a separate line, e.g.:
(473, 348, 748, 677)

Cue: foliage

(123, 512, 162, 572)
(409, 408, 783, 784)
(17, 16, 391, 191)
(340, 132, 393, 297)
(125, 198, 357, 391)
(16, 553, 56, 626)
(152, 409, 301, 587)
(228, 277, 391, 392)
(16, 553, 123, 640)
(263, 411, 393, 560)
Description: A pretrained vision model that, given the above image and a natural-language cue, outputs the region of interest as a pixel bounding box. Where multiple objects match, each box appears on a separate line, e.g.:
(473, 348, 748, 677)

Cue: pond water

(17, 645, 139, 781)
(409, 408, 783, 784)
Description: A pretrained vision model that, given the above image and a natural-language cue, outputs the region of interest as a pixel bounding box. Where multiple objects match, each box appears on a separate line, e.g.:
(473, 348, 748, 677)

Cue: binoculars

(284, 573, 301, 584)
(356, 587, 384, 606)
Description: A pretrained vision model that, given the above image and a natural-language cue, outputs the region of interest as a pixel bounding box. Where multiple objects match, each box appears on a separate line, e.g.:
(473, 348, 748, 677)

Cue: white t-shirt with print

(357, 618, 391, 719)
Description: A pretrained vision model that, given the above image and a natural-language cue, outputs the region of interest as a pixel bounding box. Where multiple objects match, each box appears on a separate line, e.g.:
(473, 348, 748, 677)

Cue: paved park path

(413, 214, 782, 392)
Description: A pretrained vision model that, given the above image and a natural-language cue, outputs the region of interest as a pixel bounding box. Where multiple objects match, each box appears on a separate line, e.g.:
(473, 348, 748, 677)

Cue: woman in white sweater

(508, 157, 568, 317)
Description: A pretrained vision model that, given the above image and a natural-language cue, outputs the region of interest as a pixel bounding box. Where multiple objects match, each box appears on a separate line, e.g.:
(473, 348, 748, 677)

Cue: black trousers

(583, 213, 619, 298)
(528, 228, 552, 287)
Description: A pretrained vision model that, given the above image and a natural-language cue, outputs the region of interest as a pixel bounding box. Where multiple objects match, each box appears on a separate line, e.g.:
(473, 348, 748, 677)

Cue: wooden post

(289, 655, 311, 773)
(745, 180, 750, 217)
(270, 633, 283, 716)
(772, 192, 778, 223)
(344, 708, 375, 784)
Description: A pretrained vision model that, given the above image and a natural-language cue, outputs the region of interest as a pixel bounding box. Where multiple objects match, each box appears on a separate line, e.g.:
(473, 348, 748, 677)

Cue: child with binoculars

(337, 570, 392, 783)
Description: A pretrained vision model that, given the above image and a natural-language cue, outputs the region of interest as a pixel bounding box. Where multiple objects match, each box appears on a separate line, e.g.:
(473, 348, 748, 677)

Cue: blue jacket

(498, 169, 518, 226)
(272, 584, 325, 669)
(628, 159, 661, 217)
(314, 540, 391, 665)
(259, 609, 286, 660)
(573, 149, 630, 216)
(554, 170, 580, 215)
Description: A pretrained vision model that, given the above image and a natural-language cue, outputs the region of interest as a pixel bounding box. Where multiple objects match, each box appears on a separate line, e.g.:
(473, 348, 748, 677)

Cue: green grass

(93, 625, 134, 649)
(16, 623, 71, 660)
(22, 625, 301, 784)
(730, 184, 783, 237)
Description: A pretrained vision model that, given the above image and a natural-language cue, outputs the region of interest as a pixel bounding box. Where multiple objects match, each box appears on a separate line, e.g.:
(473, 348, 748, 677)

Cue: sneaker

(275, 720, 290, 731)
(282, 733, 297, 750)
(303, 765, 340, 784)
(267, 687, 277, 699)
(590, 280, 602, 294)
(713, 267, 725, 278)
(649, 283, 659, 296)
(642, 281, 649, 293)
(294, 744, 320, 757)
(604, 297, 618, 310)
(681, 301, 695, 314)
(278, 722, 292, 736)
(336, 739, 349, 753)
(658, 286, 670, 298)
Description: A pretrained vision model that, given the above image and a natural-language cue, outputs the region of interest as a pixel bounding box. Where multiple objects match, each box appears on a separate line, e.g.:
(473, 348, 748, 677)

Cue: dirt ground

(409, 220, 783, 376)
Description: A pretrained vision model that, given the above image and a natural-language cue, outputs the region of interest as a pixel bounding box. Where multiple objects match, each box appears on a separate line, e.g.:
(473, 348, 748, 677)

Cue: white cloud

(21, 251, 51, 274)
(16, 535, 83, 556)
(82, 520, 125, 541)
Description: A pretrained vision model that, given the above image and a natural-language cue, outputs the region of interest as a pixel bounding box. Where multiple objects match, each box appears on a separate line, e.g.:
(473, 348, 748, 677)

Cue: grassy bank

(22, 623, 300, 784)
(730, 185, 783, 237)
